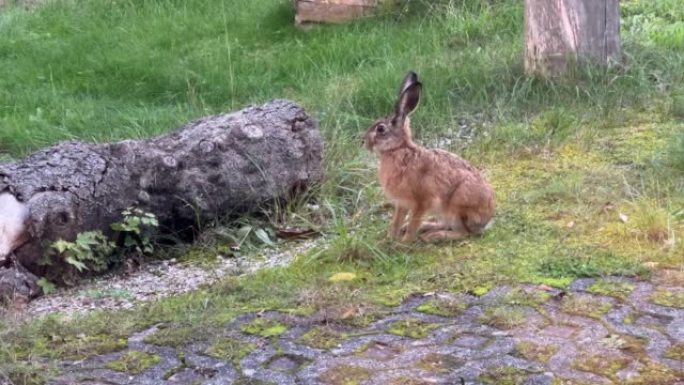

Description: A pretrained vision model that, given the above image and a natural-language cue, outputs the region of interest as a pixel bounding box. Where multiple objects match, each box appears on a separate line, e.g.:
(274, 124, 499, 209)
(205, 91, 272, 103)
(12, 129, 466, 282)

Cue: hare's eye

(376, 124, 386, 134)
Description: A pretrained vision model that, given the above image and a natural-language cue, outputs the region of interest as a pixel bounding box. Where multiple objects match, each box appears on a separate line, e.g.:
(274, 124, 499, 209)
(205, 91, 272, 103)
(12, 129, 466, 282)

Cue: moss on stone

(5, 363, 46, 385)
(59, 334, 128, 360)
(386, 377, 433, 385)
(341, 311, 382, 328)
(416, 297, 467, 317)
(240, 318, 287, 337)
(265, 353, 311, 372)
(514, 341, 558, 363)
(505, 288, 552, 307)
(105, 351, 160, 374)
(416, 353, 463, 373)
(144, 326, 202, 348)
(571, 354, 630, 378)
(299, 326, 346, 350)
(551, 379, 595, 385)
(370, 289, 409, 307)
(472, 286, 492, 296)
(319, 365, 371, 385)
(586, 280, 635, 301)
(478, 305, 526, 329)
(354, 341, 403, 360)
(600, 334, 647, 355)
(278, 306, 316, 317)
(204, 337, 255, 367)
(650, 289, 684, 308)
(387, 319, 440, 339)
(664, 342, 684, 361)
(234, 377, 276, 385)
(561, 295, 612, 319)
(623, 311, 636, 325)
(624, 360, 681, 385)
(531, 277, 574, 288)
(479, 366, 530, 385)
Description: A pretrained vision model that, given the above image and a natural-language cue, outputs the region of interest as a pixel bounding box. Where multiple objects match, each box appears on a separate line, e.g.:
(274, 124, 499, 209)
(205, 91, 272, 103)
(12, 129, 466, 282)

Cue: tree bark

(0, 100, 323, 301)
(524, 0, 621, 76)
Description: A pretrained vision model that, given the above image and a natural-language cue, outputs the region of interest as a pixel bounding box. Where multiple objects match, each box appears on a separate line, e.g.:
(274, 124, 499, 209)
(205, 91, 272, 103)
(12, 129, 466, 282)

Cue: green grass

(1, 0, 684, 384)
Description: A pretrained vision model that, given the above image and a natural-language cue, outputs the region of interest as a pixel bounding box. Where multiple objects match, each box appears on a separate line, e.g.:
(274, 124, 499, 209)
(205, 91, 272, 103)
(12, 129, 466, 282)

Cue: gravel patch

(23, 240, 318, 317)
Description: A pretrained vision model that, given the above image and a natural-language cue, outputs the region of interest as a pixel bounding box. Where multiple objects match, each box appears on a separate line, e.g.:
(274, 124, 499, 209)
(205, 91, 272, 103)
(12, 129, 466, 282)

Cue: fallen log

(0, 99, 324, 302)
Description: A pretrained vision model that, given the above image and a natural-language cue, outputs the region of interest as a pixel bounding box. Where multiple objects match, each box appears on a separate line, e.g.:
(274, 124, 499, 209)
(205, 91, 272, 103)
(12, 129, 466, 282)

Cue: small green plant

(51, 231, 114, 273)
(110, 208, 159, 256)
(44, 208, 159, 284)
(36, 278, 57, 295)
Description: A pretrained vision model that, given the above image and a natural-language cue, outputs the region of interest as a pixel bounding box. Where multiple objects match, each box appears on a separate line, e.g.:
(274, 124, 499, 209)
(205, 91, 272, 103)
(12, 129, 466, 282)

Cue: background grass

(0, 0, 683, 383)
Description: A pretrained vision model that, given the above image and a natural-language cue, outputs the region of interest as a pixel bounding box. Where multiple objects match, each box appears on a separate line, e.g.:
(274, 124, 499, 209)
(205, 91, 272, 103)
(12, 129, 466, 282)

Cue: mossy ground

(479, 366, 533, 385)
(298, 326, 346, 350)
(664, 342, 684, 361)
(1, 0, 683, 383)
(416, 353, 463, 373)
(624, 360, 682, 385)
(571, 354, 631, 379)
(478, 305, 527, 329)
(586, 280, 636, 301)
(387, 319, 441, 339)
(144, 325, 205, 348)
(204, 337, 256, 367)
(319, 365, 370, 385)
(560, 295, 612, 319)
(514, 341, 558, 364)
(105, 351, 161, 374)
(416, 297, 468, 317)
(240, 318, 288, 337)
(650, 289, 684, 308)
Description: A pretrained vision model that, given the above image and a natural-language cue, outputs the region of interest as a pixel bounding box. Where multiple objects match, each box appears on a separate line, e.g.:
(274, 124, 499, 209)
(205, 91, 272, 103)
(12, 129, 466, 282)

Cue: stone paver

(47, 278, 684, 385)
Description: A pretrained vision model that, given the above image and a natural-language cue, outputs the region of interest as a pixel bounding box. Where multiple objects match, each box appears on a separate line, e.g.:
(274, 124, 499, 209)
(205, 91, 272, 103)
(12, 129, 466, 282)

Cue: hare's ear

(398, 71, 419, 96)
(395, 81, 421, 119)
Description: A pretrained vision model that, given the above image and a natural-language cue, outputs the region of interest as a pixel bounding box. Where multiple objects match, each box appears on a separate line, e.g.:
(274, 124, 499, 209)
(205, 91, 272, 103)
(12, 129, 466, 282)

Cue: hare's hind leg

(419, 215, 467, 243)
(399, 220, 442, 237)
(420, 228, 468, 243)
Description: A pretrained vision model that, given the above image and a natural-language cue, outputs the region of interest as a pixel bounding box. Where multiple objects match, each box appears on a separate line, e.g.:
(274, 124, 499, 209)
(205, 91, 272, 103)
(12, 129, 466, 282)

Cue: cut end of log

(0, 193, 29, 263)
(295, 0, 382, 25)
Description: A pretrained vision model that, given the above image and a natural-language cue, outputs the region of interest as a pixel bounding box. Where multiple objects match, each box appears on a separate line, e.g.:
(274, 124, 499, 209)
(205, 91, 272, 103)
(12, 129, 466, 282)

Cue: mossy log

(0, 100, 323, 302)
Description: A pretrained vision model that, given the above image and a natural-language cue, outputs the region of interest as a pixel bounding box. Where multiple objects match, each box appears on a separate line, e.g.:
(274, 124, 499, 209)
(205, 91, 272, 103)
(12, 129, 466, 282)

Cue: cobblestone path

(50, 276, 684, 385)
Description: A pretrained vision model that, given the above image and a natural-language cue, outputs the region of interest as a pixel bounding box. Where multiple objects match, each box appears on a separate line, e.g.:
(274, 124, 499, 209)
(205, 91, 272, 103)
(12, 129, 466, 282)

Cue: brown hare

(363, 71, 495, 243)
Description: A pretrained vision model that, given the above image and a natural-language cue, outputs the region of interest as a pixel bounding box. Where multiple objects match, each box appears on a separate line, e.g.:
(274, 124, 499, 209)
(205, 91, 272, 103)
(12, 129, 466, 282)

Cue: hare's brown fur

(363, 72, 495, 243)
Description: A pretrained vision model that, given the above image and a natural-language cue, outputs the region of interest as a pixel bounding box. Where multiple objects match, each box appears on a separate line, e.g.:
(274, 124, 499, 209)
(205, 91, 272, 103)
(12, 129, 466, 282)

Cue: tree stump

(524, 0, 621, 76)
(0, 100, 324, 302)
(295, 0, 383, 25)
